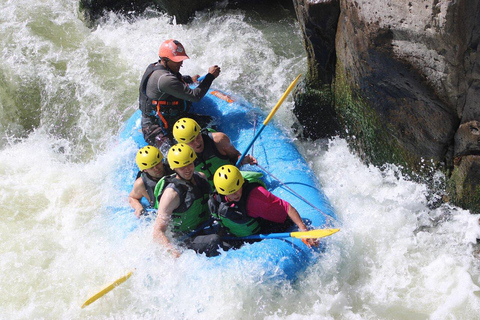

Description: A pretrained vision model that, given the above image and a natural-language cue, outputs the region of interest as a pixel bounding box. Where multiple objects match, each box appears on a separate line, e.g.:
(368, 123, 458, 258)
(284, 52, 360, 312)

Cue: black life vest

(138, 62, 190, 131)
(140, 171, 160, 207)
(154, 172, 211, 233)
(194, 130, 233, 187)
(208, 180, 263, 237)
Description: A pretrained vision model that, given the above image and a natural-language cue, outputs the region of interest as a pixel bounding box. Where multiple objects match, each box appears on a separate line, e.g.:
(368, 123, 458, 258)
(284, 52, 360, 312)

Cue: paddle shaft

(223, 228, 339, 241)
(224, 231, 291, 240)
(236, 74, 301, 167)
(81, 270, 134, 308)
(235, 124, 267, 167)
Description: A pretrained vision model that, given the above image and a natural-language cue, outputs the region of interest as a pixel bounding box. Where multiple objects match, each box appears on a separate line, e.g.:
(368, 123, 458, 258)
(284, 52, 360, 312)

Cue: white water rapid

(1, 0, 479, 319)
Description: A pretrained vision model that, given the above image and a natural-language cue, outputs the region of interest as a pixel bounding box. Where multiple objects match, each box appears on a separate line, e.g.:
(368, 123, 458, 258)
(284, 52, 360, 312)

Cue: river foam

(1, 1, 479, 319)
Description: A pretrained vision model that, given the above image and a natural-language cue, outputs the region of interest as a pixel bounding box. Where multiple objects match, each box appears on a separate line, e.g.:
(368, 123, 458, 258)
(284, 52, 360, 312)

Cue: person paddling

(208, 165, 316, 246)
(139, 39, 221, 153)
(152, 144, 231, 257)
(129, 146, 172, 218)
(172, 117, 257, 188)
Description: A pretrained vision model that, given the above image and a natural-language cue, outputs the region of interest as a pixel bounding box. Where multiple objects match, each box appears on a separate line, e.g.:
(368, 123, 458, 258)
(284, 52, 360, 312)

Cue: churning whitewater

(1, 0, 480, 319)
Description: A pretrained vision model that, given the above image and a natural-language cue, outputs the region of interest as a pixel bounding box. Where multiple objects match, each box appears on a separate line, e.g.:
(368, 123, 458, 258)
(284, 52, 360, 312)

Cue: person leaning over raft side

(139, 39, 221, 153)
(209, 165, 317, 246)
(129, 146, 173, 218)
(152, 143, 232, 258)
(172, 117, 257, 188)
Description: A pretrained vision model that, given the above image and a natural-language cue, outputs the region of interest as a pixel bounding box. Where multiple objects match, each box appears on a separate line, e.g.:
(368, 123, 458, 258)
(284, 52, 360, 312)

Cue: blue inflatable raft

(117, 86, 338, 280)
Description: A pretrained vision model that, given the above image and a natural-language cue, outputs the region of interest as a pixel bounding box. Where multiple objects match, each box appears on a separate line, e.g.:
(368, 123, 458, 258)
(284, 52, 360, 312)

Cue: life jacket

(136, 163, 173, 207)
(195, 130, 234, 188)
(154, 172, 211, 234)
(138, 62, 190, 131)
(208, 171, 265, 237)
(140, 171, 161, 207)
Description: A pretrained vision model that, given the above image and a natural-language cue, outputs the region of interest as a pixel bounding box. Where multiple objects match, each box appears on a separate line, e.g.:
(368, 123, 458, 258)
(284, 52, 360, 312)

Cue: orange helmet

(158, 39, 189, 62)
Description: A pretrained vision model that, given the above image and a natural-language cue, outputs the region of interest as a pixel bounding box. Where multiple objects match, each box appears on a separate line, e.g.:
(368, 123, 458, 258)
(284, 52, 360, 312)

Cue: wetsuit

(140, 172, 161, 207)
(139, 62, 215, 151)
(154, 172, 231, 256)
(136, 163, 174, 208)
(208, 172, 293, 237)
(194, 130, 235, 188)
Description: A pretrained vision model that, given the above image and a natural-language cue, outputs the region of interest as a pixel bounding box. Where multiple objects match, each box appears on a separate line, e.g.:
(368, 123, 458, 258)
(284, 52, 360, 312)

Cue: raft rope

(251, 114, 258, 156)
(255, 163, 336, 227)
(250, 115, 336, 227)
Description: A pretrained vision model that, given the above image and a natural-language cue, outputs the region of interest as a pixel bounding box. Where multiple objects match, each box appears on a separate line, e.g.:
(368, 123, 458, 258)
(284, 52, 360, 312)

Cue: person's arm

(197, 171, 208, 180)
(157, 66, 220, 102)
(286, 205, 308, 231)
(152, 188, 182, 257)
(128, 178, 148, 218)
(286, 205, 318, 247)
(212, 132, 257, 165)
(247, 187, 318, 246)
(188, 66, 220, 83)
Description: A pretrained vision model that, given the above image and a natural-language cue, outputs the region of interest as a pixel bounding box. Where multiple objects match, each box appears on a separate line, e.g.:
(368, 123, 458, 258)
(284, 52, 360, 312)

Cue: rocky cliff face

(294, 0, 480, 212)
(292, 0, 341, 139)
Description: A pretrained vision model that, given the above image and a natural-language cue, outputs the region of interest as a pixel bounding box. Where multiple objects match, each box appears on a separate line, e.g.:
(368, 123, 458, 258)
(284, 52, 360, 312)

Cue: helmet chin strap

(161, 57, 175, 74)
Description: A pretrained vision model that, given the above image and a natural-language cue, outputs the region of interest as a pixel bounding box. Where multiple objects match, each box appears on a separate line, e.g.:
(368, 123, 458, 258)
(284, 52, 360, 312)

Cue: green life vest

(194, 130, 234, 189)
(208, 171, 265, 237)
(154, 172, 211, 234)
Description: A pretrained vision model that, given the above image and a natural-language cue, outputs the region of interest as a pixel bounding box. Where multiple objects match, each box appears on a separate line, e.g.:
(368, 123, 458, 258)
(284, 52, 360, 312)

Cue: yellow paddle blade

(263, 74, 302, 125)
(290, 228, 340, 239)
(81, 270, 135, 308)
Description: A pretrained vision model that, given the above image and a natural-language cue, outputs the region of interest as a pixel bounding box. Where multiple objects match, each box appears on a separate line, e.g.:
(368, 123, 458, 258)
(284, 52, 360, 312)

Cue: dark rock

(292, 0, 340, 139)
(454, 121, 480, 157)
(79, 0, 294, 25)
(334, 1, 461, 168)
(153, 0, 218, 24)
(293, 0, 339, 86)
(79, 0, 219, 25)
(330, 0, 480, 212)
(462, 42, 480, 122)
(449, 155, 480, 212)
(291, 0, 480, 211)
(79, 0, 151, 24)
(293, 80, 340, 139)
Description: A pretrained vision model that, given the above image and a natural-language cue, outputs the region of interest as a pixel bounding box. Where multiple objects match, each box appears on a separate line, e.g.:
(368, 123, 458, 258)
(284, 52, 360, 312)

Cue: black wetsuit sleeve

(197, 73, 215, 90)
(157, 72, 215, 103)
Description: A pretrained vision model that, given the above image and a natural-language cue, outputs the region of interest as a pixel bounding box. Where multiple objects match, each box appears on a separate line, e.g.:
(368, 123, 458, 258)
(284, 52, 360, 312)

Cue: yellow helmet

(167, 143, 197, 169)
(213, 165, 244, 195)
(136, 146, 163, 171)
(173, 118, 201, 143)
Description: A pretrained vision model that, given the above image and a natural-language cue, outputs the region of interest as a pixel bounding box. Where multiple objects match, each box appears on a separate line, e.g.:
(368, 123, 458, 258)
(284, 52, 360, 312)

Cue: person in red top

(244, 186, 292, 224)
(209, 165, 315, 245)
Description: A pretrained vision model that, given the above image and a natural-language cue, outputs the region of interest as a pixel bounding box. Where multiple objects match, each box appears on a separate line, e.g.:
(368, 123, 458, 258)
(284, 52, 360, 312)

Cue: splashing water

(1, 0, 479, 318)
